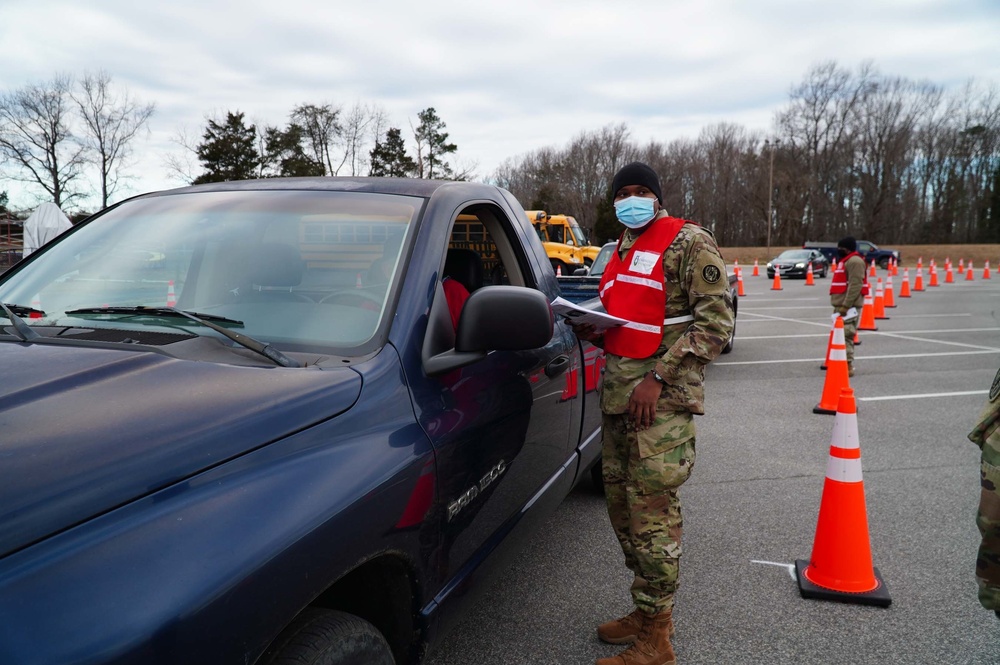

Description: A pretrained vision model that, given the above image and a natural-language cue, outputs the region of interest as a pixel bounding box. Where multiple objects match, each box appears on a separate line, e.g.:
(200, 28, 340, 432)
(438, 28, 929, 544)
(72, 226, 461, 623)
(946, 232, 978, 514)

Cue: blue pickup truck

(0, 178, 604, 665)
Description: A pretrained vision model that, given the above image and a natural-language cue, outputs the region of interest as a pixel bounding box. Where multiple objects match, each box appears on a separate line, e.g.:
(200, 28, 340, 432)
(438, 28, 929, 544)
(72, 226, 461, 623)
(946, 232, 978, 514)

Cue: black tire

(722, 319, 735, 354)
(263, 609, 394, 665)
(584, 257, 594, 268)
(589, 457, 605, 494)
(878, 257, 890, 269)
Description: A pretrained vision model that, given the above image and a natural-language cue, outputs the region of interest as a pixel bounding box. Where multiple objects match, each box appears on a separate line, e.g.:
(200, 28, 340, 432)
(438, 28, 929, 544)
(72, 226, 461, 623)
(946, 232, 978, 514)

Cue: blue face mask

(614, 196, 657, 228)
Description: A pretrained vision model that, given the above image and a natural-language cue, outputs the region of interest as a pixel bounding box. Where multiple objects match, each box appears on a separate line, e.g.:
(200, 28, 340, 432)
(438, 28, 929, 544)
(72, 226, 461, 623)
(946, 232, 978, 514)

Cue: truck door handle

(544, 355, 570, 378)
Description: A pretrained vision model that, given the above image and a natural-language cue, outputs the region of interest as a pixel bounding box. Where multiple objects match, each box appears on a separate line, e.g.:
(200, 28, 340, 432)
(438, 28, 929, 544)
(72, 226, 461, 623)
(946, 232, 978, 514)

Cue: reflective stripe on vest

(829, 252, 870, 297)
(598, 216, 688, 358)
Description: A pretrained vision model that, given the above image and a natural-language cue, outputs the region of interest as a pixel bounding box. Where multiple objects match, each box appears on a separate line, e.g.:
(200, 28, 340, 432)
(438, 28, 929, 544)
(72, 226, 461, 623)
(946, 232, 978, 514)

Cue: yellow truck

(524, 210, 602, 275)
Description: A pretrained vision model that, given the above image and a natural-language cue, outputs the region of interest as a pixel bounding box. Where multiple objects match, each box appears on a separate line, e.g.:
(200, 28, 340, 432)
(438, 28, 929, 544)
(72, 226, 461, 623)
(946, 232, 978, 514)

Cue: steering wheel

(319, 288, 385, 309)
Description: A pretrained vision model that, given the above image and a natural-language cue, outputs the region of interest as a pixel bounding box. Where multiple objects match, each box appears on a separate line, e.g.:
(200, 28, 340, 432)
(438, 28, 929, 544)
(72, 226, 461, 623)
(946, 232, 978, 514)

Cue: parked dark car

(803, 240, 900, 269)
(766, 248, 829, 278)
(0, 178, 605, 665)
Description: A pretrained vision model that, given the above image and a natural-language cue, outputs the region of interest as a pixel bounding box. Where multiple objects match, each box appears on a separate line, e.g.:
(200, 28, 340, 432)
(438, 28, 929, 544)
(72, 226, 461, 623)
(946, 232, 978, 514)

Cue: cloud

(0, 0, 997, 209)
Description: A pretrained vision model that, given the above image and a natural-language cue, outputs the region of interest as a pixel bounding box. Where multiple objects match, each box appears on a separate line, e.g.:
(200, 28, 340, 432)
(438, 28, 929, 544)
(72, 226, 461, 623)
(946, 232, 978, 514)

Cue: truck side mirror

(422, 286, 554, 376)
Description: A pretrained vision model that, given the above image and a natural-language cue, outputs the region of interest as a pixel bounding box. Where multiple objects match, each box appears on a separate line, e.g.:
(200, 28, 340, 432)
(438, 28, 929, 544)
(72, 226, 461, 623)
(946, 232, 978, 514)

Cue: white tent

(22, 202, 72, 257)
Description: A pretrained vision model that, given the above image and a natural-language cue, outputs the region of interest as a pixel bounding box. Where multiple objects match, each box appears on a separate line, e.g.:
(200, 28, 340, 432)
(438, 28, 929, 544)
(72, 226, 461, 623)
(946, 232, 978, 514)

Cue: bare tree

(335, 102, 387, 176)
(73, 70, 155, 208)
(291, 103, 341, 175)
(0, 74, 87, 206)
(162, 125, 201, 184)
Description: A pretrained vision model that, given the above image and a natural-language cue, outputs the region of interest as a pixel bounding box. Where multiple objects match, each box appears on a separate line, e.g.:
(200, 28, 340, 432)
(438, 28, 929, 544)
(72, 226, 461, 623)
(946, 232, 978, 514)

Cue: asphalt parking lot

(428, 268, 1000, 665)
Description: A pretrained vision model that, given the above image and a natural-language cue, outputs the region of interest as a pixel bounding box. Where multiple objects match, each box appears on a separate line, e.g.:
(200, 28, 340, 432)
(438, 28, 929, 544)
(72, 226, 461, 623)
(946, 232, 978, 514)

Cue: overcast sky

(2, 0, 999, 211)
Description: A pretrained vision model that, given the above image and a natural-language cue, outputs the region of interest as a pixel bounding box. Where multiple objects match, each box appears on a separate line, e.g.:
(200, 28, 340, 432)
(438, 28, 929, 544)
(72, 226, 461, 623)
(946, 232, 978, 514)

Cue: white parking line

(739, 306, 833, 311)
(738, 327, 1000, 341)
(715, 349, 1000, 366)
(859, 390, 988, 402)
(750, 560, 797, 581)
(874, 332, 1000, 352)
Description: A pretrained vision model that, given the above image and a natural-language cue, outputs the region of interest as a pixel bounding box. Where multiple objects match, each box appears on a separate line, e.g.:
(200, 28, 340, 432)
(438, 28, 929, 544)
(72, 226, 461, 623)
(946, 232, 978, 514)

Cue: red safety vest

(598, 217, 688, 358)
(829, 252, 870, 296)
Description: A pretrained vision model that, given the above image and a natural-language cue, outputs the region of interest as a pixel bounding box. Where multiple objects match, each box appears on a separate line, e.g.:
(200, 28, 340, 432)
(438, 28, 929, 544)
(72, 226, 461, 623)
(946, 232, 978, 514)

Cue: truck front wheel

(263, 609, 395, 665)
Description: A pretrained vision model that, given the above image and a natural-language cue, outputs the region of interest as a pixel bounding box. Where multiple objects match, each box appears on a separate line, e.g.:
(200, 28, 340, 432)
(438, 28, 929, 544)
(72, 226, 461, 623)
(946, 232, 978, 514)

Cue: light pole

(765, 139, 779, 258)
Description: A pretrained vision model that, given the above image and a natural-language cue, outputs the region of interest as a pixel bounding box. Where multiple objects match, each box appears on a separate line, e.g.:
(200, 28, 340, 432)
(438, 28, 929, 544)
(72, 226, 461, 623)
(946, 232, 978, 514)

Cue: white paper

(844, 307, 859, 321)
(550, 296, 628, 333)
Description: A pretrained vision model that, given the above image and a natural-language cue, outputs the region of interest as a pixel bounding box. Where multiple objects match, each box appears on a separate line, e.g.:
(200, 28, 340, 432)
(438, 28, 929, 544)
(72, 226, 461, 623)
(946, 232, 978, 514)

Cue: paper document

(834, 307, 859, 323)
(550, 296, 628, 332)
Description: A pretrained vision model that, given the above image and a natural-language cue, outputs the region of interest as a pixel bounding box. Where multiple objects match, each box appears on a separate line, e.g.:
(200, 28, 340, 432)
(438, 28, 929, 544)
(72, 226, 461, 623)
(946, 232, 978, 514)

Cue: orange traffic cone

(966, 261, 975, 281)
(771, 269, 783, 291)
(737, 268, 746, 296)
(859, 291, 878, 331)
(853, 330, 861, 346)
(873, 279, 888, 319)
(869, 260, 876, 278)
(959, 258, 965, 272)
(899, 268, 911, 297)
(891, 258, 898, 276)
(929, 266, 939, 287)
(984, 261, 991, 280)
(798, 387, 891, 606)
(355, 272, 364, 288)
(913, 267, 924, 291)
(884, 275, 896, 308)
(814, 317, 852, 414)
(805, 263, 815, 286)
(918, 256, 924, 270)
(29, 293, 43, 319)
(752, 259, 760, 276)
(166, 280, 177, 307)
(733, 259, 740, 275)
(945, 265, 954, 283)
(556, 264, 563, 277)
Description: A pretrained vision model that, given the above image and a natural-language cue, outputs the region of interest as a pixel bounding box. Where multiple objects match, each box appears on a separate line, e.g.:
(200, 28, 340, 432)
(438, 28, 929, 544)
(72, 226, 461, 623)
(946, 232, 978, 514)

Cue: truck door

(406, 203, 578, 588)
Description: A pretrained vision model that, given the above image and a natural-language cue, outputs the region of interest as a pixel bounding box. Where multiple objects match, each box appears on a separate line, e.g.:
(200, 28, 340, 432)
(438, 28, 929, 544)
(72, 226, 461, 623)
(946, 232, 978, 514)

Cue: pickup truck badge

(447, 459, 507, 522)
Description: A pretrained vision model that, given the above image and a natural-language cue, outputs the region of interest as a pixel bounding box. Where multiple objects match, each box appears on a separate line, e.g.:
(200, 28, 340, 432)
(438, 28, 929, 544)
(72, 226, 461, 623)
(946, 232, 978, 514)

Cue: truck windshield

(0, 190, 420, 354)
(568, 225, 588, 247)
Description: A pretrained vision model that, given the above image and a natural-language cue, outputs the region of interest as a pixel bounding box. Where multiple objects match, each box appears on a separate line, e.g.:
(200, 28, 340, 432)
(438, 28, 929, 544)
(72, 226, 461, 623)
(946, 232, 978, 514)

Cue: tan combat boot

(595, 610, 676, 665)
(597, 608, 674, 644)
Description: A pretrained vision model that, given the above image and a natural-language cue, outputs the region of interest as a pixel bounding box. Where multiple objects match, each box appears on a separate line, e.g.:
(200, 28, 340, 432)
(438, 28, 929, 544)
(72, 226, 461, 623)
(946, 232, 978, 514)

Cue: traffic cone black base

(795, 560, 892, 607)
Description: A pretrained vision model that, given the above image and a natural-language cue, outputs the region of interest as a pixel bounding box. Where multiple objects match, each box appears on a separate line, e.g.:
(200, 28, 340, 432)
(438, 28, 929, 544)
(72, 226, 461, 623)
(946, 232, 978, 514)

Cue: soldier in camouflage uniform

(969, 368, 1000, 620)
(572, 163, 734, 665)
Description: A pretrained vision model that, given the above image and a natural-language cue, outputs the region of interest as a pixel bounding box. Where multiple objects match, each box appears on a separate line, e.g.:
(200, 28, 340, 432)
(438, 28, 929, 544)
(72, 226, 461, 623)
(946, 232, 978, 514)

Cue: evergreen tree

(193, 111, 260, 184)
(369, 127, 416, 177)
(592, 186, 621, 245)
(413, 107, 457, 179)
(262, 123, 325, 177)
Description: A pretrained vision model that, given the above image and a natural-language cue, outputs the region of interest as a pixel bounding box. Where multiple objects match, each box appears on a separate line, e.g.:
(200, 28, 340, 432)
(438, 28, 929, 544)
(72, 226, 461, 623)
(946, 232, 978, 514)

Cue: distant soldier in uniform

(969, 369, 1000, 620)
(571, 162, 734, 665)
(829, 237, 868, 377)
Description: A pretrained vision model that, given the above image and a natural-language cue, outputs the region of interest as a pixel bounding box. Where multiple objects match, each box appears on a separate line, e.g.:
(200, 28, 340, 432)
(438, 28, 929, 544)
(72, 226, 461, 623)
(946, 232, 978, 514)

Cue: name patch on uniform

(702, 264, 722, 284)
(990, 367, 1000, 402)
(629, 251, 660, 276)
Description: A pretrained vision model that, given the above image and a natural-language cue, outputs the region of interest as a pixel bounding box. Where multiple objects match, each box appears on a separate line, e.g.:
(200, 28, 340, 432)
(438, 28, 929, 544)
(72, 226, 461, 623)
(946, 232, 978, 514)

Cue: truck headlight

(795, 262, 805, 268)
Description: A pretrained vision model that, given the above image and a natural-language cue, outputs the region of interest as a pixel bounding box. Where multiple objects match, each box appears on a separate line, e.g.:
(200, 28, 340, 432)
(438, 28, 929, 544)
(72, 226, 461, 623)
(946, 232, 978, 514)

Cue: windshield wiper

(0, 303, 41, 342)
(64, 306, 301, 368)
(66, 306, 245, 326)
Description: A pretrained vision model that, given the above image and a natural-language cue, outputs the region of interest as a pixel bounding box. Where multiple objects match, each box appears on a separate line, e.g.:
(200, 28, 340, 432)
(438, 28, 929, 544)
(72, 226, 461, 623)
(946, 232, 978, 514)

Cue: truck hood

(0, 342, 363, 559)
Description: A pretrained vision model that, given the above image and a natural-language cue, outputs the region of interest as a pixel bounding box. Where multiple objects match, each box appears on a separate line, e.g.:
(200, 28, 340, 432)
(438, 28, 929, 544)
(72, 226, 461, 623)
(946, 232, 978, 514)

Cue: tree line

(167, 105, 462, 185)
(494, 61, 1000, 247)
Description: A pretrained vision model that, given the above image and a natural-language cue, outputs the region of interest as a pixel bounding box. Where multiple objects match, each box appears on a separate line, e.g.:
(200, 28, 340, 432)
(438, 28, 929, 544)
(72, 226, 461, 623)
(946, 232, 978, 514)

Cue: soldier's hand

(628, 374, 661, 431)
(570, 322, 602, 344)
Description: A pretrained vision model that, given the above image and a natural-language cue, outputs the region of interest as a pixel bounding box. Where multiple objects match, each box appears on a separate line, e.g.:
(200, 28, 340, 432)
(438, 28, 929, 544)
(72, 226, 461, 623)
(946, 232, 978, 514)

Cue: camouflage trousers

(977, 442, 1000, 612)
(602, 411, 695, 614)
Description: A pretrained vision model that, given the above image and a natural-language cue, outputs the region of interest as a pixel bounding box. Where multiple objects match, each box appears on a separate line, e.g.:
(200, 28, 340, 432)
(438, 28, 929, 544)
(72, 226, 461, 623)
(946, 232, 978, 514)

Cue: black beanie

(611, 162, 662, 204)
(838, 236, 857, 252)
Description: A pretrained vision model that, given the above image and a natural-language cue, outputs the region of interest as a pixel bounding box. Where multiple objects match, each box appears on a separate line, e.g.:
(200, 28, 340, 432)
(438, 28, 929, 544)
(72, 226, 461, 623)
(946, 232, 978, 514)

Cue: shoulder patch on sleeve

(702, 264, 722, 284)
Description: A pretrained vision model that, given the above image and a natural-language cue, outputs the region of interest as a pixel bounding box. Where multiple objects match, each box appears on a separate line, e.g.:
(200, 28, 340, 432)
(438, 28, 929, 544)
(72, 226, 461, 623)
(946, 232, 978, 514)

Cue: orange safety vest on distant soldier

(598, 216, 688, 359)
(829, 251, 870, 297)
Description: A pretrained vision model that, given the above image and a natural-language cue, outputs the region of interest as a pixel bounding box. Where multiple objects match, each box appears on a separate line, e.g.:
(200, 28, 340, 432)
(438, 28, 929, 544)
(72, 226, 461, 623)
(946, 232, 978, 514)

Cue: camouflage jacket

(830, 254, 866, 310)
(600, 214, 734, 416)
